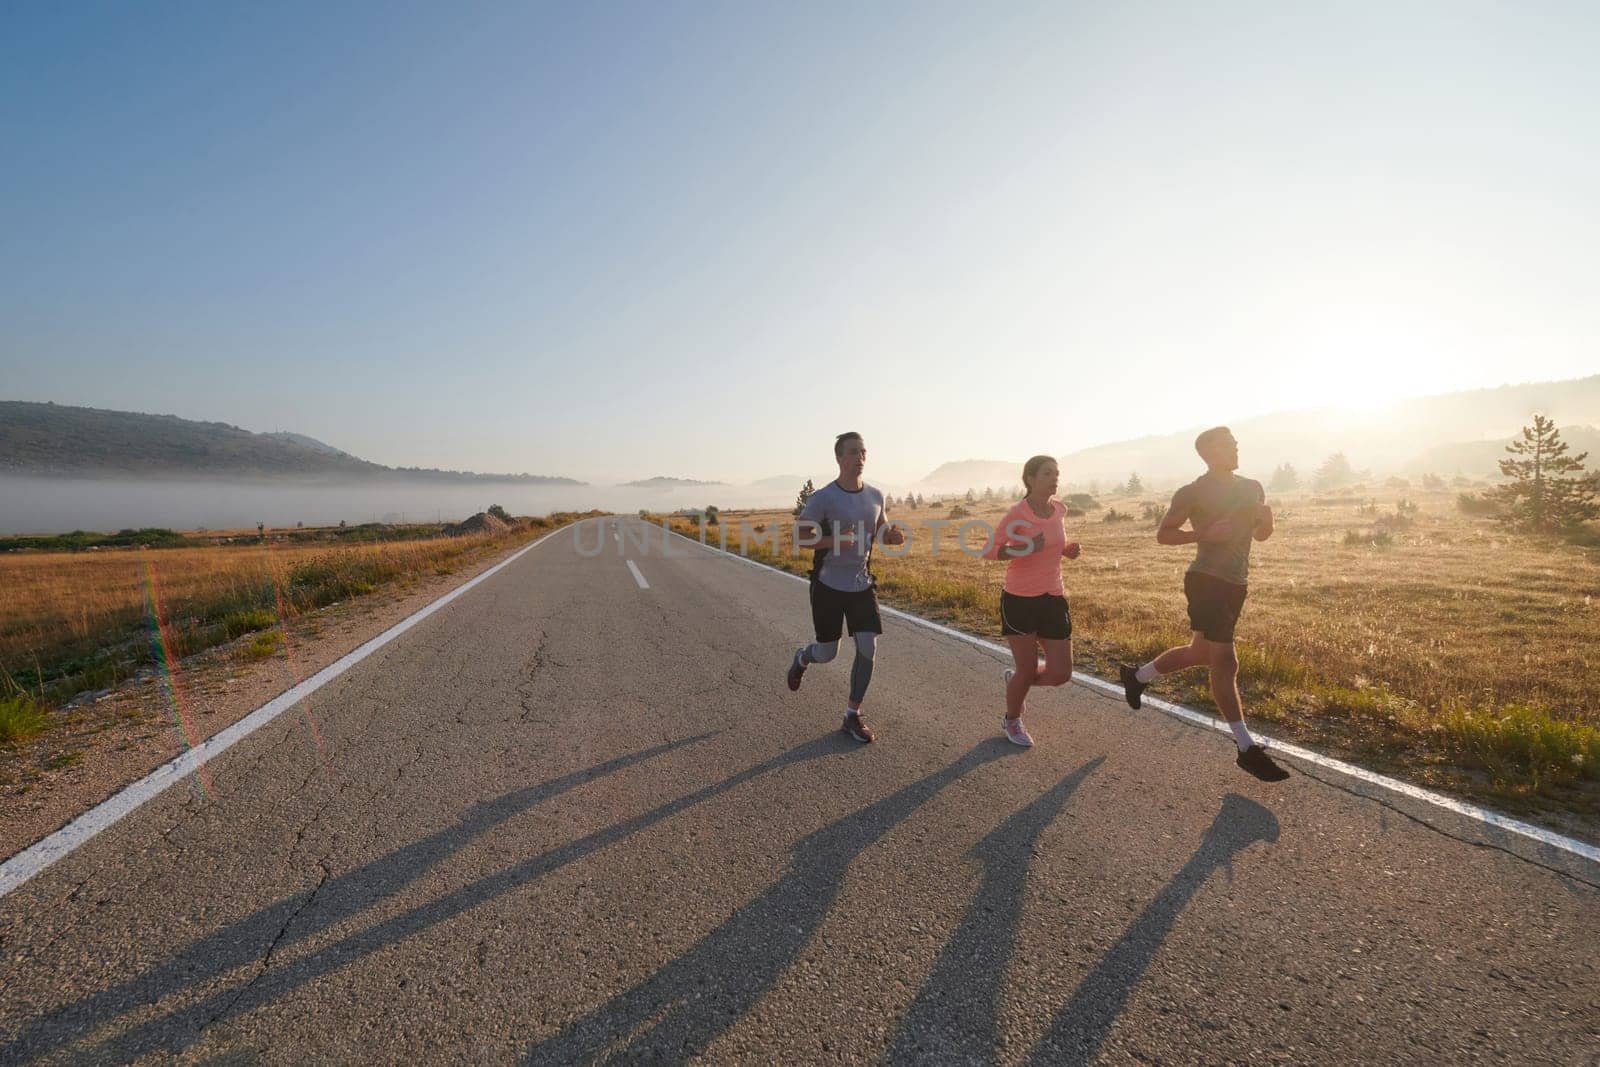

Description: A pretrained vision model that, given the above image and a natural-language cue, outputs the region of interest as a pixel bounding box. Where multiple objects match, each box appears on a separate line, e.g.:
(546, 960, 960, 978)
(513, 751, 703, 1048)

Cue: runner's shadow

(1026, 793, 1280, 1065)
(887, 757, 1104, 1063)
(522, 739, 1016, 1065)
(28, 735, 851, 1067)
(2, 731, 719, 1064)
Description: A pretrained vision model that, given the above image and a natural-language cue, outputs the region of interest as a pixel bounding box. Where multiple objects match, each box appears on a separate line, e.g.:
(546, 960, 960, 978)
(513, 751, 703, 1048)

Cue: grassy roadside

(658, 497, 1600, 827)
(0, 512, 597, 747)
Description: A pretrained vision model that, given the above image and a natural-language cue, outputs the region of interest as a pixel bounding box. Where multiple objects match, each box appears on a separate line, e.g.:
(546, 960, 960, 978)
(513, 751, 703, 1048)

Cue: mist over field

(0, 477, 807, 535)
(5, 378, 1598, 534)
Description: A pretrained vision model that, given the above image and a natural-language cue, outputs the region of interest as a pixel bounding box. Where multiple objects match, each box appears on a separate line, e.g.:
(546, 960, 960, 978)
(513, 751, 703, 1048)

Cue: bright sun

(1281, 322, 1442, 416)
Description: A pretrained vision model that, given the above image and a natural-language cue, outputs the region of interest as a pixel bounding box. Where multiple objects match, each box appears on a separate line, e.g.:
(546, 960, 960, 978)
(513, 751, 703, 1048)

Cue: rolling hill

(1050, 376, 1600, 488)
(0, 402, 582, 484)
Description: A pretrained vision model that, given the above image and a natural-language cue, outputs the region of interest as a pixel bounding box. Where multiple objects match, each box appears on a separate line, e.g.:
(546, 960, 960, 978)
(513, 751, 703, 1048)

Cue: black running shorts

(1184, 571, 1248, 643)
(810, 579, 883, 642)
(999, 591, 1072, 640)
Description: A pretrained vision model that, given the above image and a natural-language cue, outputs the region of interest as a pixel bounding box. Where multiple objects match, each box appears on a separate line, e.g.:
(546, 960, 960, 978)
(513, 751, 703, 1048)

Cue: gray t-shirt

(1183, 474, 1265, 586)
(799, 481, 886, 592)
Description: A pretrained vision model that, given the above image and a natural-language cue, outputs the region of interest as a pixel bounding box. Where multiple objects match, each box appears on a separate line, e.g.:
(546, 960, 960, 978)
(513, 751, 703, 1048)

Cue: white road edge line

(0, 521, 582, 901)
(664, 523, 1600, 867)
(626, 559, 650, 589)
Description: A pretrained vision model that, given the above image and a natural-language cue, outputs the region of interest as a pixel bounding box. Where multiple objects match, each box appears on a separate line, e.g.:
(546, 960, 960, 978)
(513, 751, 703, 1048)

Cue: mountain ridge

(0, 401, 583, 484)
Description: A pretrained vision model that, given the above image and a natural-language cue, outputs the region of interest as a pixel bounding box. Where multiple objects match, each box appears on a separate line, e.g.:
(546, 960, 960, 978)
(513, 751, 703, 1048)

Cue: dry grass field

(670, 485, 1600, 824)
(0, 516, 589, 744)
(6, 495, 1594, 829)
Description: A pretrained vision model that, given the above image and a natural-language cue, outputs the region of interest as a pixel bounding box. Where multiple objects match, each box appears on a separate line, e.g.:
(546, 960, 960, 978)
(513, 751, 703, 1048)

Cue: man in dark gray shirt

(1119, 426, 1290, 782)
(786, 431, 904, 743)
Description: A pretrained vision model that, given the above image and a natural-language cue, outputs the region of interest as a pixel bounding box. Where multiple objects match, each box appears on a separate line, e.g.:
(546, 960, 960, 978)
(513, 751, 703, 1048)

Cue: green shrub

(222, 609, 277, 639)
(1443, 703, 1600, 795)
(0, 693, 50, 745)
(244, 631, 283, 659)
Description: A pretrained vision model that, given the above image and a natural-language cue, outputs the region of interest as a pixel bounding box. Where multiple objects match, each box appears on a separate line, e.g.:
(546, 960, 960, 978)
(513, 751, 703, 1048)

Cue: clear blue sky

(3, 1, 1597, 484)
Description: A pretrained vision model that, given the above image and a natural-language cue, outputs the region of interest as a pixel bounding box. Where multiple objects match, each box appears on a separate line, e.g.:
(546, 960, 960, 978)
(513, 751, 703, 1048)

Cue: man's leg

(839, 590, 882, 743)
(846, 632, 876, 711)
(803, 640, 840, 666)
(1207, 639, 1244, 725)
(1208, 639, 1289, 781)
(1121, 632, 1207, 709)
(789, 583, 846, 691)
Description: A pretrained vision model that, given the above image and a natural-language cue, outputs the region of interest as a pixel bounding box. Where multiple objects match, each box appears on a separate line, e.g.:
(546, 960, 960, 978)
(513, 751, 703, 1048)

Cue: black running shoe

(841, 712, 875, 744)
(787, 649, 806, 692)
(1237, 744, 1289, 782)
(1119, 664, 1147, 710)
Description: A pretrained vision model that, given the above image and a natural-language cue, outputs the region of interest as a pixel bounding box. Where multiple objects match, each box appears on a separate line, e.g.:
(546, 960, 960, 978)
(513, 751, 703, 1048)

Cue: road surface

(2, 518, 1596, 1064)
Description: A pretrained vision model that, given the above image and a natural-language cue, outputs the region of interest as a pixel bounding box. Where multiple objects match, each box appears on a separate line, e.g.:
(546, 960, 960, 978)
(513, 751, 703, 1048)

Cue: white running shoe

(1002, 716, 1034, 747)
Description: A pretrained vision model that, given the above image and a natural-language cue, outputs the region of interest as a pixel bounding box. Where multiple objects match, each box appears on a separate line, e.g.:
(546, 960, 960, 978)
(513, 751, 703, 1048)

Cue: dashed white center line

(626, 559, 650, 589)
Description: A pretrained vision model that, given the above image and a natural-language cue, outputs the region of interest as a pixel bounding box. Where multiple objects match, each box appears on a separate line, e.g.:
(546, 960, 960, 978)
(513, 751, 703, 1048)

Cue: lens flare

(142, 558, 213, 797)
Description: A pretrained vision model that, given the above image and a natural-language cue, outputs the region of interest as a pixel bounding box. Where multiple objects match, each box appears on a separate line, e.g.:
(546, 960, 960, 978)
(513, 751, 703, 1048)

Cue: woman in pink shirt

(981, 455, 1081, 747)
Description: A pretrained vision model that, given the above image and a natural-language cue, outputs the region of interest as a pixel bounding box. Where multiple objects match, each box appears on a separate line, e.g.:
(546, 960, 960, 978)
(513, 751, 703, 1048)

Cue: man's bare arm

(1156, 489, 1196, 546)
(874, 509, 906, 545)
(1253, 503, 1274, 542)
(795, 519, 851, 552)
(799, 517, 878, 552)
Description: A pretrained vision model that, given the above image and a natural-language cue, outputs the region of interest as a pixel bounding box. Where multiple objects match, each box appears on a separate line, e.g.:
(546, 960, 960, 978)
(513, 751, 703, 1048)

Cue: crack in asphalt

(517, 631, 552, 726)
(1291, 764, 1600, 891)
(199, 855, 333, 1040)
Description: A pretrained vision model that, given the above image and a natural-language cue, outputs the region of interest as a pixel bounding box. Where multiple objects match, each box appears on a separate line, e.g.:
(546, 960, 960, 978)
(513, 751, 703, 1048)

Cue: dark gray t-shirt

(1183, 474, 1265, 586)
(799, 481, 885, 593)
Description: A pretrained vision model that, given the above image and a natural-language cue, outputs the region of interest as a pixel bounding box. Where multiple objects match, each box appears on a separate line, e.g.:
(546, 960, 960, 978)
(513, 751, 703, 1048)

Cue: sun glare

(1284, 323, 1442, 416)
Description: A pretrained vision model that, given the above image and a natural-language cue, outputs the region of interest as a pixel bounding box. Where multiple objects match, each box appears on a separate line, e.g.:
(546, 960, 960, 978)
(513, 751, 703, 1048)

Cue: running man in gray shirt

(1118, 426, 1290, 782)
(785, 431, 905, 743)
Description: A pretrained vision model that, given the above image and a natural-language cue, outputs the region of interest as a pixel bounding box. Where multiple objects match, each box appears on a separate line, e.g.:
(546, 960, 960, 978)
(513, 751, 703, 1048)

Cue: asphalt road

(2, 518, 1596, 1064)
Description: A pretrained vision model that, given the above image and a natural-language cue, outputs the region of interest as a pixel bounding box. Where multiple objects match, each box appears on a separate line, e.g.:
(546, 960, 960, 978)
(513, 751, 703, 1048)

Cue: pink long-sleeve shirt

(981, 499, 1069, 596)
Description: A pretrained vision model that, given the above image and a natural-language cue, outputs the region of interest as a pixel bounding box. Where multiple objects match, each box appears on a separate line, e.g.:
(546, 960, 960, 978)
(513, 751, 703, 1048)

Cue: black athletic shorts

(1185, 571, 1248, 643)
(999, 591, 1072, 640)
(810, 579, 883, 642)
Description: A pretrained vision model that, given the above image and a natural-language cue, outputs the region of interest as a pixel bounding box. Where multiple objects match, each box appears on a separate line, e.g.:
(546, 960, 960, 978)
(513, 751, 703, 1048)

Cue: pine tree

(1124, 472, 1144, 495)
(793, 478, 815, 517)
(1495, 415, 1598, 531)
(1269, 463, 1300, 492)
(964, 487, 977, 504)
(1314, 453, 1355, 490)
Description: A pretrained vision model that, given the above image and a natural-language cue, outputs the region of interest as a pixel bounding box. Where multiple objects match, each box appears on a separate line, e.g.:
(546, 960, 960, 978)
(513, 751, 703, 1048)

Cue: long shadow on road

(1026, 793, 1280, 1065)
(62, 732, 857, 1063)
(887, 756, 1105, 1064)
(3, 730, 748, 1063)
(523, 738, 1018, 1064)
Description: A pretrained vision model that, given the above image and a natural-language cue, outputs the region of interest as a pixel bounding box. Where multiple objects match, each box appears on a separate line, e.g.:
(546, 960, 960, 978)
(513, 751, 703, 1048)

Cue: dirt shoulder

(0, 531, 564, 863)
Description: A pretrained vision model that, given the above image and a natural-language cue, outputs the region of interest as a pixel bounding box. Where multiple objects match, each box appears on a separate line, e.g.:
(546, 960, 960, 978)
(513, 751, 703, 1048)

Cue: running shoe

(1002, 716, 1034, 747)
(787, 649, 806, 692)
(1119, 664, 1148, 710)
(1236, 744, 1289, 782)
(841, 712, 875, 744)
